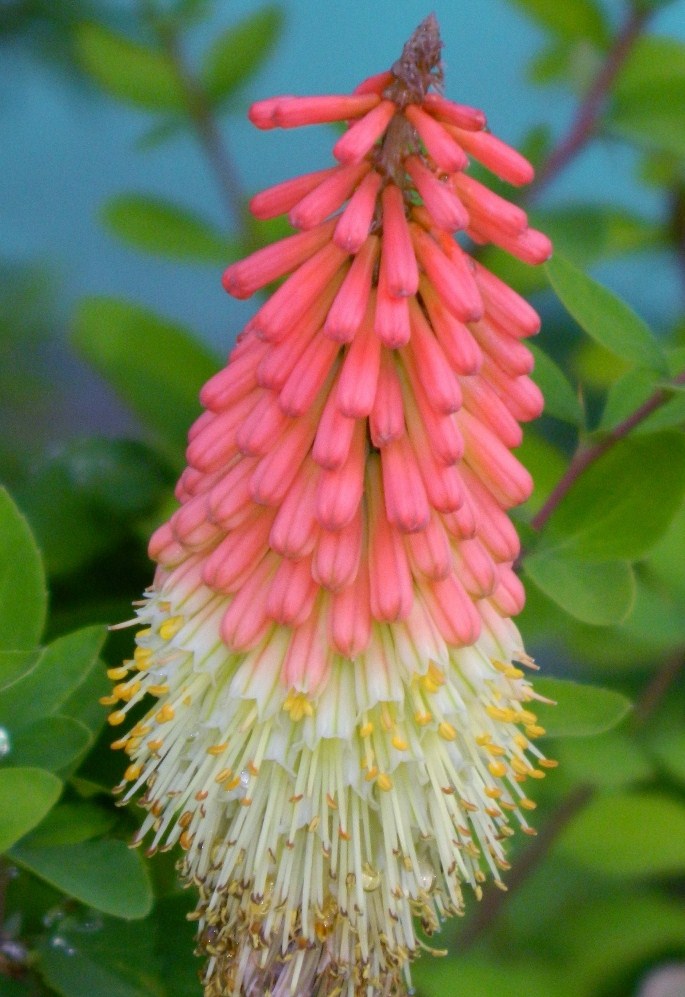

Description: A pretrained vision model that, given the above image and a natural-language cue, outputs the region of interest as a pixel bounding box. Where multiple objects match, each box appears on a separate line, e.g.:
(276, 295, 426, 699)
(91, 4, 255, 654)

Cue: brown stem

(530, 368, 685, 533)
(529, 4, 652, 201)
(139, 0, 251, 240)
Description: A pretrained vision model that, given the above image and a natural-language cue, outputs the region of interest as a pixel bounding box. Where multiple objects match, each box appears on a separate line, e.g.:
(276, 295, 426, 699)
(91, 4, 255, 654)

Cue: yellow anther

(99, 694, 119, 706)
(136, 627, 151, 638)
(364, 766, 379, 782)
(476, 733, 492, 746)
(539, 758, 559, 769)
(159, 616, 183, 641)
(131, 723, 151, 737)
(247, 761, 259, 776)
(110, 736, 129, 750)
(414, 710, 433, 726)
(519, 797, 537, 811)
(148, 684, 170, 697)
(114, 681, 141, 702)
(108, 710, 126, 726)
(178, 811, 193, 829)
(438, 722, 457, 742)
(155, 704, 175, 724)
(206, 743, 228, 756)
(518, 709, 538, 725)
(283, 690, 313, 722)
(529, 768, 546, 780)
(134, 646, 152, 665)
(511, 756, 532, 777)
(486, 706, 517, 724)
(124, 763, 143, 782)
(147, 738, 164, 752)
(487, 760, 507, 779)
(359, 722, 374, 738)
(225, 776, 241, 791)
(179, 830, 194, 850)
(525, 724, 546, 738)
(215, 767, 233, 784)
(484, 786, 502, 799)
(514, 733, 529, 750)
(485, 742, 506, 757)
(376, 773, 393, 792)
(107, 667, 129, 681)
(380, 705, 394, 731)
(391, 735, 408, 751)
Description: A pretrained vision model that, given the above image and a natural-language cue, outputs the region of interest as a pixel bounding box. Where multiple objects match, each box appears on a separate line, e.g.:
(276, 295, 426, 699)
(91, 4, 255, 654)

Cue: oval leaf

(0, 488, 46, 656)
(203, 6, 285, 102)
(9, 717, 93, 773)
(102, 194, 232, 263)
(540, 432, 685, 561)
(0, 626, 106, 732)
(528, 342, 584, 426)
(524, 553, 635, 625)
(23, 802, 116, 848)
(534, 677, 632, 737)
(75, 22, 184, 112)
(611, 80, 685, 159)
(72, 298, 218, 468)
(558, 792, 685, 875)
(546, 253, 667, 373)
(9, 838, 153, 919)
(0, 768, 62, 852)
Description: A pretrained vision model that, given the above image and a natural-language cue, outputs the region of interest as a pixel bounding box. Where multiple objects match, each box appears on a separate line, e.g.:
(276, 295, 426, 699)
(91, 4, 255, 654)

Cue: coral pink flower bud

(112, 16, 554, 997)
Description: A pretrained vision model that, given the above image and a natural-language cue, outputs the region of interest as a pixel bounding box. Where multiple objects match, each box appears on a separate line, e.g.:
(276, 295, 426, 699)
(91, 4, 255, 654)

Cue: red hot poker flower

(109, 15, 554, 997)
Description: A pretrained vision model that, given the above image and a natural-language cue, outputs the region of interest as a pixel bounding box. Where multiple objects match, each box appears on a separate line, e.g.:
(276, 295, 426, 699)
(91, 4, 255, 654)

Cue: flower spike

(111, 14, 553, 997)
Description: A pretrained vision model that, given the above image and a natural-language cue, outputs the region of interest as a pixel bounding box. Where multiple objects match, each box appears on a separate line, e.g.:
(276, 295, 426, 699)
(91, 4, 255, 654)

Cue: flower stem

(529, 3, 653, 200)
(139, 0, 251, 242)
(530, 368, 685, 533)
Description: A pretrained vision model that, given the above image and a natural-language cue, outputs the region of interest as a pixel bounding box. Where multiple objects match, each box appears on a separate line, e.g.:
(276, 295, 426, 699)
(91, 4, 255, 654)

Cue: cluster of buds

(107, 16, 554, 997)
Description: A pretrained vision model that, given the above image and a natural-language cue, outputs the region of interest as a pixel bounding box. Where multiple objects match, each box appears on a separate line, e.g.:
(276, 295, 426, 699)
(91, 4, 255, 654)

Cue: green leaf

(411, 952, 569, 997)
(540, 433, 685, 561)
(533, 678, 632, 737)
(517, 430, 567, 515)
(9, 717, 93, 773)
(0, 650, 39, 694)
(75, 22, 184, 111)
(0, 626, 106, 732)
(203, 6, 284, 102)
(10, 838, 153, 919)
(72, 298, 218, 468)
(554, 730, 652, 788)
(546, 253, 667, 373)
(611, 79, 685, 158)
(528, 342, 584, 426)
(102, 194, 233, 263)
(23, 802, 116, 848)
(0, 487, 47, 657)
(616, 35, 685, 96)
(600, 367, 685, 435)
(510, 0, 609, 46)
(37, 913, 163, 997)
(525, 553, 635, 625)
(557, 792, 685, 875)
(540, 204, 663, 264)
(0, 768, 62, 852)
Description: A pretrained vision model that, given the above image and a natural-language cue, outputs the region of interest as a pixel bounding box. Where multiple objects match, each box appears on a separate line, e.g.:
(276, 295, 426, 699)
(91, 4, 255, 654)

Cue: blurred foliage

(2, 1, 685, 996)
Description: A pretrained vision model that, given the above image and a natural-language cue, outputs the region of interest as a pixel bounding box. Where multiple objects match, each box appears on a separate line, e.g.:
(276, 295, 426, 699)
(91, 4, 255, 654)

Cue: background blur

(2, 1, 685, 996)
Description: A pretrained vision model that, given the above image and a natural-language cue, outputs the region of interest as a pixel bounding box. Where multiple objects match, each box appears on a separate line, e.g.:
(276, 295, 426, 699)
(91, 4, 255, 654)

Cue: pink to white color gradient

(109, 17, 554, 997)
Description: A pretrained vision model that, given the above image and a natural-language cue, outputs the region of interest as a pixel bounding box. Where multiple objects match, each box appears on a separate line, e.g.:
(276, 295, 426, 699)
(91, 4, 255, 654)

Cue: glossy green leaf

(558, 792, 685, 875)
(0, 487, 46, 657)
(411, 952, 568, 997)
(553, 730, 652, 788)
(102, 194, 233, 263)
(23, 802, 116, 848)
(37, 913, 162, 997)
(527, 342, 584, 426)
(0, 650, 39, 694)
(0, 626, 106, 732)
(540, 433, 685, 561)
(525, 553, 635, 625)
(517, 430, 567, 515)
(534, 678, 632, 737)
(75, 22, 184, 111)
(611, 79, 685, 158)
(10, 838, 153, 919)
(558, 892, 685, 992)
(72, 298, 218, 467)
(0, 768, 62, 852)
(203, 6, 284, 101)
(546, 253, 667, 373)
(510, 0, 609, 46)
(9, 717, 93, 773)
(600, 367, 685, 435)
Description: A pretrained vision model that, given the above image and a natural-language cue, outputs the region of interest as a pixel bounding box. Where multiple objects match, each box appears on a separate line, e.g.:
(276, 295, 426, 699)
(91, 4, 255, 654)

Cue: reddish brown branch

(529, 5, 652, 200)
